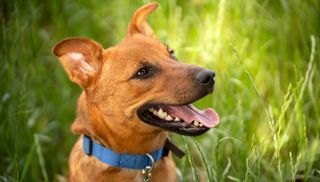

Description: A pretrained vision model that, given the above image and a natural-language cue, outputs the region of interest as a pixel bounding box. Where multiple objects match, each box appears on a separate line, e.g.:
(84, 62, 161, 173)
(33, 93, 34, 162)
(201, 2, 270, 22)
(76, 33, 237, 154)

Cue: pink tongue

(165, 104, 219, 128)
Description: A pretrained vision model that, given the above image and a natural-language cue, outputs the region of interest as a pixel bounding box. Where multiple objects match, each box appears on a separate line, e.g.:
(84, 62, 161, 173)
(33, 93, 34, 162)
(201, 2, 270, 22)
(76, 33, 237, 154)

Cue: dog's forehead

(103, 36, 168, 64)
(118, 35, 166, 51)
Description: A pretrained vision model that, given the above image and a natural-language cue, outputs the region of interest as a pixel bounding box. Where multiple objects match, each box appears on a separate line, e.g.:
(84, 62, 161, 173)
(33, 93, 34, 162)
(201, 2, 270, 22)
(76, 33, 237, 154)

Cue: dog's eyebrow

(138, 60, 160, 67)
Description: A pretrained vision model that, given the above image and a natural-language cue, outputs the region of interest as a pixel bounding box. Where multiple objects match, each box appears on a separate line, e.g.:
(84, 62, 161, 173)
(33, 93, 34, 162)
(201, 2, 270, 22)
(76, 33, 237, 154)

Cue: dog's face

(52, 3, 219, 137)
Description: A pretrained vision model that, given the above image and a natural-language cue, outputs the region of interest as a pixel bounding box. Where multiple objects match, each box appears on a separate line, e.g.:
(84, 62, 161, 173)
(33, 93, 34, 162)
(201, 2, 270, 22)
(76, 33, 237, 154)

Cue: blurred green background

(1, 0, 319, 181)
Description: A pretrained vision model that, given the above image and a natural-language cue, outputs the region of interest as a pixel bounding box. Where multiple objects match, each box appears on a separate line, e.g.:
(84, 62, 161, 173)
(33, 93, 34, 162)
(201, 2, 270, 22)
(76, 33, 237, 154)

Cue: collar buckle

(141, 153, 154, 182)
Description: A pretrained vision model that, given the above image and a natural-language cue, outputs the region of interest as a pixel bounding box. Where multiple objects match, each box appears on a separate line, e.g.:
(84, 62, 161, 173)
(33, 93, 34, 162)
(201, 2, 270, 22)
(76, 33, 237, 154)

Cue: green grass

(1, 0, 320, 181)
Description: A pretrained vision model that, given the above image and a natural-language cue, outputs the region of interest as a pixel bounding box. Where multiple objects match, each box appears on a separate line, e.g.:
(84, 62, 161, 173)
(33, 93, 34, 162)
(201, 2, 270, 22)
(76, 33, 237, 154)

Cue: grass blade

(192, 138, 216, 182)
(183, 136, 199, 182)
(35, 134, 48, 182)
(20, 142, 36, 181)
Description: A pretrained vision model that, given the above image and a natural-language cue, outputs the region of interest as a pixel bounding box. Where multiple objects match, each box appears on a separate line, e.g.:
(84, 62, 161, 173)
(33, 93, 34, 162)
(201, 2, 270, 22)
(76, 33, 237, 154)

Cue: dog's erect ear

(52, 38, 103, 88)
(127, 2, 158, 38)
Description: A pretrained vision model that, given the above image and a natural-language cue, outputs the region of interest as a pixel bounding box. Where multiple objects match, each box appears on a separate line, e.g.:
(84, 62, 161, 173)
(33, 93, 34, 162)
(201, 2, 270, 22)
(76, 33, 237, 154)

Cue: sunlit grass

(1, 0, 319, 181)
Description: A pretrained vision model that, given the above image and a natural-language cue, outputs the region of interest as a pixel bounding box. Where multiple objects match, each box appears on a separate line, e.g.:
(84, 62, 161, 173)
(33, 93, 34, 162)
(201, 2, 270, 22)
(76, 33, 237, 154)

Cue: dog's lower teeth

(193, 120, 199, 126)
(174, 117, 181, 122)
(199, 123, 203, 127)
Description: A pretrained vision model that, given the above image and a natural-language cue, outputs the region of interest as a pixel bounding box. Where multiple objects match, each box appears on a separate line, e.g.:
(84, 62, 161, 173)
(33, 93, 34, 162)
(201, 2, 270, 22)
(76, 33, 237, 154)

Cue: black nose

(196, 70, 215, 86)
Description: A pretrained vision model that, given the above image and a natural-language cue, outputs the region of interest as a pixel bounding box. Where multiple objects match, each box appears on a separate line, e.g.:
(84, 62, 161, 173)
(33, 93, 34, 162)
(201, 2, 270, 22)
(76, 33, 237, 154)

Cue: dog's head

(52, 3, 219, 138)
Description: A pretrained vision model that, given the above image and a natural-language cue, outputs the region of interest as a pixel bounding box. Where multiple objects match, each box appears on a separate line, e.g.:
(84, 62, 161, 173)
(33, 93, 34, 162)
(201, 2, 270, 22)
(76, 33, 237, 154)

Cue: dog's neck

(71, 92, 168, 154)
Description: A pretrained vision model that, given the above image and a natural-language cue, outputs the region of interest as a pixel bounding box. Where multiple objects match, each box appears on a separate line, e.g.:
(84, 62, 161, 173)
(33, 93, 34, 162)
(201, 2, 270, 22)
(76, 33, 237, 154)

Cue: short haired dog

(52, 2, 219, 182)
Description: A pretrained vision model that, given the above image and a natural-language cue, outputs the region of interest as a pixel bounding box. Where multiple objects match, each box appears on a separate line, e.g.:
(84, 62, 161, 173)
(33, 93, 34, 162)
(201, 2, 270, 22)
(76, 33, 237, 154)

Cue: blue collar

(83, 135, 169, 170)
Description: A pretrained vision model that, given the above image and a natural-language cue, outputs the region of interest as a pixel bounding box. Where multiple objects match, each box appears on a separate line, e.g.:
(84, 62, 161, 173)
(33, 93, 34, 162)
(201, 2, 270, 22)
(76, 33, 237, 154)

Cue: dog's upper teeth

(152, 110, 158, 116)
(165, 115, 173, 121)
(157, 108, 168, 119)
(150, 108, 181, 122)
(148, 107, 155, 112)
(199, 123, 203, 127)
(193, 120, 199, 126)
(161, 112, 168, 119)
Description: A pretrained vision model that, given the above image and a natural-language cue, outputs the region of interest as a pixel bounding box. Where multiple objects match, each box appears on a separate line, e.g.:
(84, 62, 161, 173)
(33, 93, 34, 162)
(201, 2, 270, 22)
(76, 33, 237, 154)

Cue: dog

(52, 2, 219, 182)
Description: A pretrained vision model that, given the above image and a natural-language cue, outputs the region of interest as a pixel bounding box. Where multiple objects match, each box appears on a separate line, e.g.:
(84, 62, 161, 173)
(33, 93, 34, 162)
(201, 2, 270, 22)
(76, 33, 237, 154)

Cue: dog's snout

(196, 70, 215, 86)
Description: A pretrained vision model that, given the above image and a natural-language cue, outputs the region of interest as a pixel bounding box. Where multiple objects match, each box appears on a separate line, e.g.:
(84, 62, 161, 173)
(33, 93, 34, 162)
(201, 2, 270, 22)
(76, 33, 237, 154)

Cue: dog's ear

(127, 2, 158, 38)
(52, 37, 103, 88)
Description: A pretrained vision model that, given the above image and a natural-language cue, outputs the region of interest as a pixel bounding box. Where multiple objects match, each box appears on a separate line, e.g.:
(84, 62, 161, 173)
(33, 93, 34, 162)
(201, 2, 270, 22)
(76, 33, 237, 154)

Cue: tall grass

(1, 0, 319, 181)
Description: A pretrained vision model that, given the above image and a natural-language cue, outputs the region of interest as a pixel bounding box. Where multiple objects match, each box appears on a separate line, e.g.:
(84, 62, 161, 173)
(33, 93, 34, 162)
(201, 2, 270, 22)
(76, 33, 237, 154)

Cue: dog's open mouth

(138, 104, 219, 136)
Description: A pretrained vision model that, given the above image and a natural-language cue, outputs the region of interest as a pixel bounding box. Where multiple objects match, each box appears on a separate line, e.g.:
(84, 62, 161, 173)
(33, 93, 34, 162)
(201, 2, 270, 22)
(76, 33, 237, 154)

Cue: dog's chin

(137, 98, 219, 136)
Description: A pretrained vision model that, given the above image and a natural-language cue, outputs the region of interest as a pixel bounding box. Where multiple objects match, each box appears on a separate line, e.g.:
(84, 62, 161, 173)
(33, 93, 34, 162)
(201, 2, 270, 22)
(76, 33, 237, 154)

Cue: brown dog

(52, 2, 219, 182)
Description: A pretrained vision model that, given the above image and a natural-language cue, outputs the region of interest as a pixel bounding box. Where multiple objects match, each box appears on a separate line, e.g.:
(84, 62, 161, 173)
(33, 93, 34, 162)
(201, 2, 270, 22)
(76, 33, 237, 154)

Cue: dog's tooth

(165, 115, 173, 121)
(193, 120, 199, 126)
(158, 109, 168, 119)
(163, 114, 168, 119)
(163, 112, 168, 118)
(158, 108, 164, 115)
(148, 107, 154, 112)
(174, 117, 181, 122)
(199, 123, 203, 127)
(152, 110, 158, 116)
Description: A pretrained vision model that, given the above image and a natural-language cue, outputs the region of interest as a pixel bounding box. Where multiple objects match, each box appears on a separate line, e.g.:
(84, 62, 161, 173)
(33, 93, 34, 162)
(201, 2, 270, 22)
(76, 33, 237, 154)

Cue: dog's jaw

(70, 92, 170, 154)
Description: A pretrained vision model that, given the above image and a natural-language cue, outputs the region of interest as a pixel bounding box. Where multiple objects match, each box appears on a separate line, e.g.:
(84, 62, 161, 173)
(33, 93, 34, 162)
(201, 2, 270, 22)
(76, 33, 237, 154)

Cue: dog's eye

(136, 68, 148, 76)
(168, 47, 177, 60)
(131, 63, 159, 80)
(134, 67, 149, 79)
